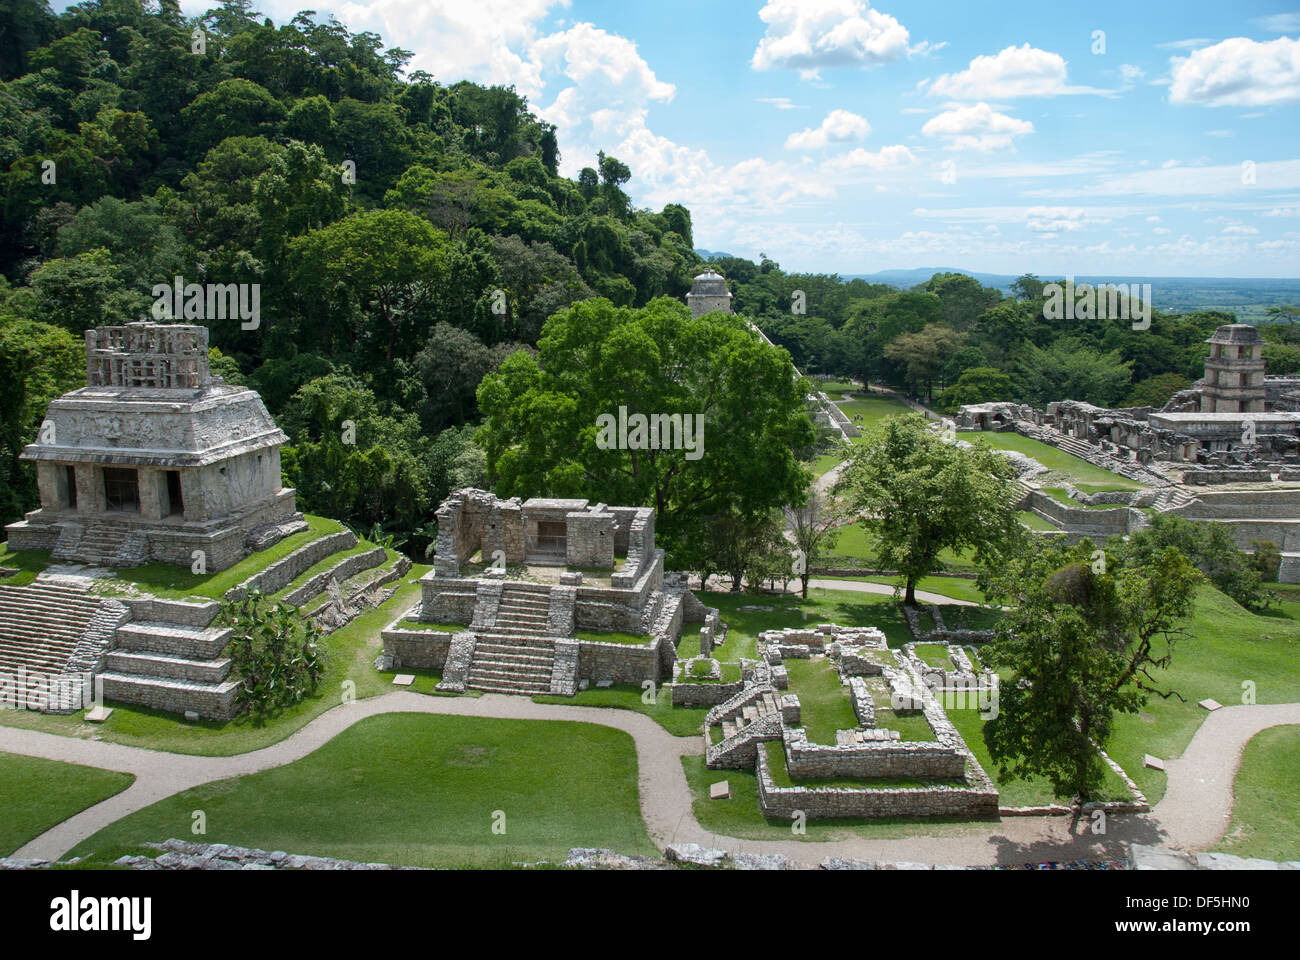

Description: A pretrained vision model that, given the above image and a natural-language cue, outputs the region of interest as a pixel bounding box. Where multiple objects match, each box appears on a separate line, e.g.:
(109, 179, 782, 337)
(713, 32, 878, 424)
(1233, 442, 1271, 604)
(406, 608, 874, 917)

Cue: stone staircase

(0, 581, 106, 675)
(1151, 486, 1199, 512)
(705, 685, 784, 769)
(465, 633, 557, 695)
(491, 582, 554, 634)
(96, 605, 239, 721)
(52, 521, 149, 567)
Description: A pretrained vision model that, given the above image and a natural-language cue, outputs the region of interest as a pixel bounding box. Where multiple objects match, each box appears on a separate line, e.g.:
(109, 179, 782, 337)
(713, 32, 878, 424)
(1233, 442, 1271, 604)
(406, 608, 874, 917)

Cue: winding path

(5, 693, 1296, 868)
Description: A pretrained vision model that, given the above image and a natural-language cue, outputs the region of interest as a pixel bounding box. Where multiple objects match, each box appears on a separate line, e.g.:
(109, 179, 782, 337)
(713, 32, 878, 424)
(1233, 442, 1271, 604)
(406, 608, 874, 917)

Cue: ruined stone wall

(381, 627, 454, 670)
(227, 529, 356, 599)
(565, 510, 614, 567)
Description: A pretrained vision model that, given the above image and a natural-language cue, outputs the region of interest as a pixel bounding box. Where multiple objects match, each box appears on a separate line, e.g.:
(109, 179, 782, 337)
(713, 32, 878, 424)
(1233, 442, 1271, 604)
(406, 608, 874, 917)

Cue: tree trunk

(801, 573, 810, 599)
(904, 578, 917, 606)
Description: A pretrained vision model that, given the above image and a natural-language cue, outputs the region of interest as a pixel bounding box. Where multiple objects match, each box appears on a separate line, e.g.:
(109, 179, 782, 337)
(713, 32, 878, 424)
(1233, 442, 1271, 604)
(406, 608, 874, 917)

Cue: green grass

(965, 432, 1143, 488)
(833, 393, 913, 425)
(67, 713, 655, 868)
(947, 708, 1130, 806)
(763, 741, 962, 790)
(1212, 725, 1300, 862)
(0, 752, 135, 856)
(1017, 510, 1060, 531)
(675, 625, 703, 659)
(573, 630, 652, 646)
(90, 514, 347, 600)
(534, 683, 707, 738)
(784, 657, 858, 744)
(0, 543, 50, 585)
(0, 567, 434, 755)
(815, 574, 988, 604)
(703, 587, 997, 653)
(1040, 487, 1129, 510)
(1106, 585, 1300, 804)
(861, 676, 937, 742)
(912, 643, 953, 669)
(394, 619, 464, 632)
(826, 521, 980, 574)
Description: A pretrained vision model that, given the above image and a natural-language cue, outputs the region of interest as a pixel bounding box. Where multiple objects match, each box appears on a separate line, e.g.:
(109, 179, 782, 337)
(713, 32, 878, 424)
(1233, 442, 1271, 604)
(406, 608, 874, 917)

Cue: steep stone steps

(0, 581, 104, 676)
(466, 631, 557, 696)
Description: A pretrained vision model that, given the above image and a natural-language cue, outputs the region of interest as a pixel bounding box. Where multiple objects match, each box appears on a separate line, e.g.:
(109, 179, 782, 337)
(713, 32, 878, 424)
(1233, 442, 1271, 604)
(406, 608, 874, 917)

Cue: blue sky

(64, 1, 1300, 276)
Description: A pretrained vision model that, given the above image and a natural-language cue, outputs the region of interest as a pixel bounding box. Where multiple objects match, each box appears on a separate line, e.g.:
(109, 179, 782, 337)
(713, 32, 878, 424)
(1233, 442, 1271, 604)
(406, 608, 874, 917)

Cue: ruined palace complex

(957, 323, 1300, 581)
(5, 323, 301, 571)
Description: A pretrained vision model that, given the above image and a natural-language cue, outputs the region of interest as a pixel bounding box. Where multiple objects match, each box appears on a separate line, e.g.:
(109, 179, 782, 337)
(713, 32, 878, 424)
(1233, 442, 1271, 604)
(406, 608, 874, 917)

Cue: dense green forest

(0, 0, 1286, 563)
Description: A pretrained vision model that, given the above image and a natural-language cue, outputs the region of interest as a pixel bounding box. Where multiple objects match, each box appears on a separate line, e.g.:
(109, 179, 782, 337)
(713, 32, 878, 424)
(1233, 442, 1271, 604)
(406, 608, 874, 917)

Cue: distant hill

(846, 269, 1300, 323)
(695, 248, 737, 260)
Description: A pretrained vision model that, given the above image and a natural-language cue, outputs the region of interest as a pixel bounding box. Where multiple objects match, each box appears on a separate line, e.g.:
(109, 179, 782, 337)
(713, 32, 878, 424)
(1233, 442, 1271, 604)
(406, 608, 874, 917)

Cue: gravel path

(6, 690, 1296, 867)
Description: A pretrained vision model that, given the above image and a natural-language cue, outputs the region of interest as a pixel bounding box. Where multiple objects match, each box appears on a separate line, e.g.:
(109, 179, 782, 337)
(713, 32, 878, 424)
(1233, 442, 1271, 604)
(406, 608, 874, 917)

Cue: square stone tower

(1201, 324, 1266, 414)
(4, 322, 300, 570)
(686, 269, 732, 317)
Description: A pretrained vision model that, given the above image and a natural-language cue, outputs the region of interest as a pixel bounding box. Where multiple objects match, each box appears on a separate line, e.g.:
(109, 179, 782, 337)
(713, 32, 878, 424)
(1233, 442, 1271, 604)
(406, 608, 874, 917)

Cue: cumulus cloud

(822, 144, 916, 170)
(927, 43, 1108, 98)
(920, 102, 1033, 151)
(1025, 206, 1109, 232)
(1169, 36, 1300, 107)
(750, 0, 915, 73)
(785, 109, 871, 149)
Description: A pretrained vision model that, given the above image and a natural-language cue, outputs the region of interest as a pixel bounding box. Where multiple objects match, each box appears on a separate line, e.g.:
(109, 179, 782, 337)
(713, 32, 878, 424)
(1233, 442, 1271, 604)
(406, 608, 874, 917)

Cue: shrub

(219, 591, 327, 723)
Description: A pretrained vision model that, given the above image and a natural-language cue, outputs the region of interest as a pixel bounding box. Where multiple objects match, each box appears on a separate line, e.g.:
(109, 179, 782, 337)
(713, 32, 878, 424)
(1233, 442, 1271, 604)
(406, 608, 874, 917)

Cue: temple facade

(4, 322, 301, 570)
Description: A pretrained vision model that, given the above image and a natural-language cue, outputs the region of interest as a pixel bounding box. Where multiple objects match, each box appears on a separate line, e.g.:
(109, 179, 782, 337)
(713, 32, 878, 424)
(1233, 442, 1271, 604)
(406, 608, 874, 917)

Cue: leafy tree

(476, 296, 814, 558)
(1124, 372, 1192, 408)
(938, 366, 1016, 412)
(0, 317, 82, 525)
(883, 324, 966, 402)
(835, 414, 1023, 604)
(1016, 338, 1133, 407)
(1115, 514, 1266, 610)
(980, 539, 1201, 800)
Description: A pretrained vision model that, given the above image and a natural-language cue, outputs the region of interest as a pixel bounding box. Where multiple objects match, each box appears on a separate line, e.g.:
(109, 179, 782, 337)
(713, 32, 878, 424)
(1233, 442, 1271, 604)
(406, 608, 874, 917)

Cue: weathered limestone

(6, 323, 300, 571)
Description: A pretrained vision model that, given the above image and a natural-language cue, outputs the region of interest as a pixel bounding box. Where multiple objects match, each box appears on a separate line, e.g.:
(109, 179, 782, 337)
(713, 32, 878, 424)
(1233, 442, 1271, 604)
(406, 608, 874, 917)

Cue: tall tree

(835, 413, 1023, 604)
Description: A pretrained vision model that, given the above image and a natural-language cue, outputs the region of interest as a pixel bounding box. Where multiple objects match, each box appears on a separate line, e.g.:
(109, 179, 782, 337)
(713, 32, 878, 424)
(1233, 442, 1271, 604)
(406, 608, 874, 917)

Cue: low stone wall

(98, 674, 238, 721)
(783, 727, 966, 779)
(669, 679, 746, 707)
(380, 620, 456, 670)
(283, 546, 386, 607)
(122, 597, 220, 628)
(1183, 468, 1275, 485)
(576, 635, 665, 684)
(227, 529, 357, 600)
(756, 747, 999, 820)
(1027, 490, 1139, 535)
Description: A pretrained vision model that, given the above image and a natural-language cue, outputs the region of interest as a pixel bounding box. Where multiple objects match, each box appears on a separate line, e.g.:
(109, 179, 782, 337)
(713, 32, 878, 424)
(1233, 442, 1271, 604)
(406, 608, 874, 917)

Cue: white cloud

(785, 109, 871, 149)
(927, 43, 1110, 99)
(756, 97, 804, 110)
(1156, 38, 1216, 50)
(920, 102, 1033, 151)
(1222, 225, 1259, 234)
(823, 144, 917, 170)
(1263, 207, 1300, 217)
(1024, 206, 1109, 232)
(750, 0, 914, 73)
(1169, 37, 1300, 107)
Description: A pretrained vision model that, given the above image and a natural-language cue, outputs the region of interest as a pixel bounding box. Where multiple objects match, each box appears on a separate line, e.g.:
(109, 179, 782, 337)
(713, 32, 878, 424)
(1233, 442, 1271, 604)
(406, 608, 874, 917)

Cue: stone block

(709, 781, 730, 800)
(84, 705, 113, 723)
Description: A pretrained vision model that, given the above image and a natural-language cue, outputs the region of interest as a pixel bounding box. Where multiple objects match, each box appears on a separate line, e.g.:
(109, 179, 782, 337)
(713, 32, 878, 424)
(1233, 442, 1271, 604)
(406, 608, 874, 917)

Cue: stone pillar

(138, 468, 165, 520)
(77, 464, 105, 515)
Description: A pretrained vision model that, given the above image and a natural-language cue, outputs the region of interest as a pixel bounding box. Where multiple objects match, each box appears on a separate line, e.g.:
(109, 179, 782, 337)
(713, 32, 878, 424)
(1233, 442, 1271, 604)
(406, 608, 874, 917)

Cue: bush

(1116, 515, 1267, 610)
(219, 591, 327, 724)
(1249, 539, 1282, 582)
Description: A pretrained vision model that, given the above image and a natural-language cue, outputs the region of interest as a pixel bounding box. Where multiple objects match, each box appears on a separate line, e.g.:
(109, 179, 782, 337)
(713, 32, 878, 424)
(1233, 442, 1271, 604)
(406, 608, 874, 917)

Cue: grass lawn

(784, 657, 857, 744)
(90, 514, 347, 600)
(862, 676, 936, 741)
(834, 393, 913, 425)
(965, 432, 1143, 488)
(534, 683, 708, 738)
(0, 752, 135, 856)
(703, 587, 999, 652)
(675, 625, 703, 659)
(1212, 725, 1300, 862)
(395, 619, 464, 632)
(817, 574, 987, 604)
(947, 708, 1130, 806)
(1017, 510, 1060, 531)
(825, 521, 980, 574)
(0, 567, 434, 756)
(573, 630, 652, 645)
(682, 756, 990, 841)
(68, 713, 655, 868)
(0, 544, 50, 585)
(912, 643, 953, 669)
(1105, 585, 1300, 804)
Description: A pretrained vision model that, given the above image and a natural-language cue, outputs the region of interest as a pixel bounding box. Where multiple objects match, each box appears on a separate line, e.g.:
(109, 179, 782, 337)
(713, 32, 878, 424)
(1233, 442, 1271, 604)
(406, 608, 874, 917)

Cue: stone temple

(4, 323, 301, 570)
